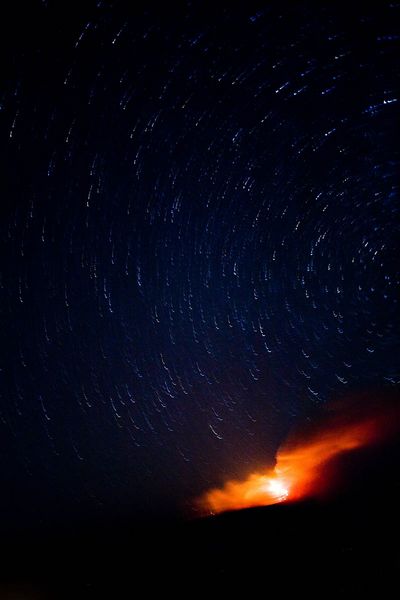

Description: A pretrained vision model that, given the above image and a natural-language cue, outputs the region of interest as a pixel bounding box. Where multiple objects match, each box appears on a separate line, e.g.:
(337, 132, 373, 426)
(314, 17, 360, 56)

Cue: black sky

(0, 1, 398, 532)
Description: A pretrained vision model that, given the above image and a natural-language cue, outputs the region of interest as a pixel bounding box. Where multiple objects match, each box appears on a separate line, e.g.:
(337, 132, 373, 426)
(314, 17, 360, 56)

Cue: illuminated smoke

(196, 394, 398, 515)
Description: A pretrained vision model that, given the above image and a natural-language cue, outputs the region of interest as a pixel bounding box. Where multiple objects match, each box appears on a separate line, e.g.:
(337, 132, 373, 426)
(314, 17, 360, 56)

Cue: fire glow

(196, 399, 397, 515)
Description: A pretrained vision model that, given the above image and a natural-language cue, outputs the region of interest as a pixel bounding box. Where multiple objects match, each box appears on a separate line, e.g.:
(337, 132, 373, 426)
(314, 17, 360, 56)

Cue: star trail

(0, 1, 398, 533)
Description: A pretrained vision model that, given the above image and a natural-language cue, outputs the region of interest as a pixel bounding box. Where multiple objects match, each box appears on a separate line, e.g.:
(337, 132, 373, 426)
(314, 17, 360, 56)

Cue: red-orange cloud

(196, 392, 399, 515)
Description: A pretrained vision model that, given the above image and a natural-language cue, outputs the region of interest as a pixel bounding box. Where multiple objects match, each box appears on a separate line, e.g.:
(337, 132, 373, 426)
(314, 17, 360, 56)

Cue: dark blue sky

(0, 1, 398, 530)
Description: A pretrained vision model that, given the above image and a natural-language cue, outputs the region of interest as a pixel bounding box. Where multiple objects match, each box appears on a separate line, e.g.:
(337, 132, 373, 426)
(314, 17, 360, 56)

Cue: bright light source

(267, 478, 289, 501)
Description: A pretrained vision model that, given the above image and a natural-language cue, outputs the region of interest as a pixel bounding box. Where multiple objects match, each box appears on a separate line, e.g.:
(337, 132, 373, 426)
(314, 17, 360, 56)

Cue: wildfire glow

(196, 398, 397, 516)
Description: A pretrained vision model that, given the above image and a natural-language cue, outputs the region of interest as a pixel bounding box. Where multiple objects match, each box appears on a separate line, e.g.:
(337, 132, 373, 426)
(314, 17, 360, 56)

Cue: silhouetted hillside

(1, 437, 399, 598)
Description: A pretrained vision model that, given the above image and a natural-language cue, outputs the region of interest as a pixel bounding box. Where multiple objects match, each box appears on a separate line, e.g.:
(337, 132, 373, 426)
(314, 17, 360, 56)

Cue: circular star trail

(0, 1, 398, 527)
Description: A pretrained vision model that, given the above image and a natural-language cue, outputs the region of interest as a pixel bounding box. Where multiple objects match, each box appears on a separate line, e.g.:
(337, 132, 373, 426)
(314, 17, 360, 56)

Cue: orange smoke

(196, 395, 398, 515)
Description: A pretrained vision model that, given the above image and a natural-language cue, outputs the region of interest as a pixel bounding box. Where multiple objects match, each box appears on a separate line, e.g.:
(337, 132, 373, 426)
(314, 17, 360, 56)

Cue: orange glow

(196, 400, 397, 515)
(273, 418, 377, 503)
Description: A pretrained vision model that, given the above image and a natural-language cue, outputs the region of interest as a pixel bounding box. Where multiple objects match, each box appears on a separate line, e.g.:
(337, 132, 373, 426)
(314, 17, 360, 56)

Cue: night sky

(0, 1, 398, 532)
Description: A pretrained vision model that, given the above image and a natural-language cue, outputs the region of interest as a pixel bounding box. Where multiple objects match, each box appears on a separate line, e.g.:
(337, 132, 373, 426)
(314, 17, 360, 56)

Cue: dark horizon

(0, 1, 398, 593)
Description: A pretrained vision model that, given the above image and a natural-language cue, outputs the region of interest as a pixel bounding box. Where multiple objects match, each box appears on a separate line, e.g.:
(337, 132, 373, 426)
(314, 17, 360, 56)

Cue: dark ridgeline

(1, 433, 399, 597)
(0, 0, 398, 597)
